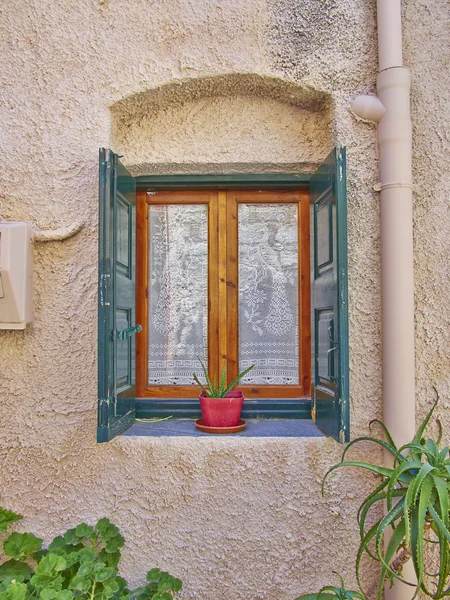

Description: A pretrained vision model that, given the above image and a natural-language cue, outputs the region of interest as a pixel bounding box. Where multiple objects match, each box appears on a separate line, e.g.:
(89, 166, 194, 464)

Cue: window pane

(238, 203, 299, 385)
(117, 196, 130, 274)
(116, 308, 131, 389)
(148, 204, 208, 385)
(315, 197, 333, 274)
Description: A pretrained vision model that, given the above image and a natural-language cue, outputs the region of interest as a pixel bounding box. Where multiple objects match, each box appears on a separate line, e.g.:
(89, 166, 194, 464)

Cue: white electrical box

(0, 222, 33, 329)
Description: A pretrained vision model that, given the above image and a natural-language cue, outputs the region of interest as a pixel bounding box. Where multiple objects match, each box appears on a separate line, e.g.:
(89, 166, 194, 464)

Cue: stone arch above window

(110, 73, 333, 175)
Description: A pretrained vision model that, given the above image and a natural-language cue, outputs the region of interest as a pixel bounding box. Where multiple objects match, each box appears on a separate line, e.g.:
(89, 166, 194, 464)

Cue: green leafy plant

(193, 357, 254, 398)
(0, 511, 182, 600)
(322, 397, 450, 600)
(295, 574, 365, 600)
(0, 510, 22, 534)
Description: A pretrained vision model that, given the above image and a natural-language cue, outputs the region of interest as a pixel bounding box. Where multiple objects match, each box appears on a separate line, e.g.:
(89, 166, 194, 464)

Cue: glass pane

(117, 195, 130, 273)
(116, 308, 130, 388)
(238, 203, 299, 385)
(316, 198, 332, 271)
(316, 310, 334, 382)
(148, 204, 208, 385)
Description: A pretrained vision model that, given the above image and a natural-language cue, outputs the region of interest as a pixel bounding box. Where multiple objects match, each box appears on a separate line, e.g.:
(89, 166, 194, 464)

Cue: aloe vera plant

(323, 396, 450, 600)
(295, 574, 365, 600)
(193, 358, 254, 398)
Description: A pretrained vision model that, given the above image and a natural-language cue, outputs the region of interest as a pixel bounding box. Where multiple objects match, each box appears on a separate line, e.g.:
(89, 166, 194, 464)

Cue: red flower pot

(199, 391, 244, 427)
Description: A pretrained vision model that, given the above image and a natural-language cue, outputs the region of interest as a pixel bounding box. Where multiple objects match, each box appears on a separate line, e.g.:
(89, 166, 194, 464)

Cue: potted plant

(321, 394, 450, 600)
(193, 358, 254, 428)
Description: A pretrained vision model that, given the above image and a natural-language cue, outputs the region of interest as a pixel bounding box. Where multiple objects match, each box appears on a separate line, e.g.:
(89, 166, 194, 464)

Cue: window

(97, 149, 349, 443)
(135, 189, 311, 400)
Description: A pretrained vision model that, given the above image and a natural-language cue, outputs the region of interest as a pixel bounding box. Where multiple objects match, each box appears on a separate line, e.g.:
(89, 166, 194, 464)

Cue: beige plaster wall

(0, 1, 449, 599)
(111, 74, 333, 173)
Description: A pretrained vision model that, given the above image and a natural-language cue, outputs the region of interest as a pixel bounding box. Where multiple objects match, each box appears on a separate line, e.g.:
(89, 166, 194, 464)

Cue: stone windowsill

(122, 419, 325, 438)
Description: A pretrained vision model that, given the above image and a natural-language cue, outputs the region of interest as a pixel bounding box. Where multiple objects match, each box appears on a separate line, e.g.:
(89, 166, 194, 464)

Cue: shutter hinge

(339, 429, 346, 444)
(311, 404, 316, 421)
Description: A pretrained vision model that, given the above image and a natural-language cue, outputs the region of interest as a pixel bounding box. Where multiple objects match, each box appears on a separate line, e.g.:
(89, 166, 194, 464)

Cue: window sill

(122, 418, 324, 438)
(136, 398, 312, 420)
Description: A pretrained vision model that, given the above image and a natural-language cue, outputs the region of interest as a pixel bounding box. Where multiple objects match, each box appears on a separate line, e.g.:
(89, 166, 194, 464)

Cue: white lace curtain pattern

(238, 203, 299, 384)
(147, 202, 299, 386)
(148, 204, 208, 385)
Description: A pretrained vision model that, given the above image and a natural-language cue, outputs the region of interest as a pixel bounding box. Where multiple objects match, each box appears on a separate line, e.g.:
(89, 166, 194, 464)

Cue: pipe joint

(351, 94, 386, 124)
(374, 182, 413, 192)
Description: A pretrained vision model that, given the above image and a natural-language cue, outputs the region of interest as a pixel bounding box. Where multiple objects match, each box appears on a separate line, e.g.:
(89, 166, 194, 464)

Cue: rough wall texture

(0, 1, 449, 599)
(111, 73, 333, 173)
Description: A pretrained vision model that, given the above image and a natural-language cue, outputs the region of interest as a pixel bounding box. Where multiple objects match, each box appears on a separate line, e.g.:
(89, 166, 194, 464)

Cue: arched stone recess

(110, 73, 333, 175)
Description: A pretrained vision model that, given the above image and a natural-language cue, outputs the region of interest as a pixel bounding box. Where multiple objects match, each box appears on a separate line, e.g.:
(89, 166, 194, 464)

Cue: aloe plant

(295, 574, 365, 600)
(193, 358, 254, 398)
(322, 395, 450, 600)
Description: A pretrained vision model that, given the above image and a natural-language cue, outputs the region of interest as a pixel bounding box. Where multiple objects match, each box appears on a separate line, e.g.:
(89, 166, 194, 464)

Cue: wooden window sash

(136, 190, 219, 398)
(226, 190, 310, 399)
(136, 189, 310, 399)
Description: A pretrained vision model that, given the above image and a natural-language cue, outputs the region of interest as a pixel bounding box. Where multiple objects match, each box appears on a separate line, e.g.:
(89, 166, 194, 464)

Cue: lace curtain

(238, 203, 299, 385)
(147, 202, 299, 387)
(148, 204, 208, 385)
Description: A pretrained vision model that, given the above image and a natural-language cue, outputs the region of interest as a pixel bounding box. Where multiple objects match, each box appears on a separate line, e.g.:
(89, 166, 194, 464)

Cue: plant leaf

(0, 510, 22, 535)
(0, 561, 31, 584)
(197, 357, 214, 396)
(222, 364, 254, 397)
(0, 582, 27, 600)
(218, 361, 227, 396)
(356, 519, 381, 593)
(375, 499, 405, 567)
(413, 399, 438, 445)
(369, 419, 397, 452)
(342, 436, 399, 464)
(193, 373, 209, 396)
(74, 524, 94, 539)
(4, 533, 43, 561)
(35, 554, 67, 576)
(322, 461, 395, 496)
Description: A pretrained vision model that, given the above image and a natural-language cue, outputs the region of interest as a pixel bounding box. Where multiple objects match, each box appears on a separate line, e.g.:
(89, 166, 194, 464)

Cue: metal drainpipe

(352, 1, 416, 598)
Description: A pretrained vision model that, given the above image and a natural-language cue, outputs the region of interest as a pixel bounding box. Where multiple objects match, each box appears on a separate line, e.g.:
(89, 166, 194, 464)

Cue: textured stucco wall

(1, 1, 449, 599)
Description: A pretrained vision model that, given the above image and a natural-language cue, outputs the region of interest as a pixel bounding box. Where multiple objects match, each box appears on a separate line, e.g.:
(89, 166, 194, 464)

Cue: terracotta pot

(199, 391, 244, 427)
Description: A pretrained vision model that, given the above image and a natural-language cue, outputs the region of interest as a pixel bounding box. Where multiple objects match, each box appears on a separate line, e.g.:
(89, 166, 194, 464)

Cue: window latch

(116, 324, 142, 341)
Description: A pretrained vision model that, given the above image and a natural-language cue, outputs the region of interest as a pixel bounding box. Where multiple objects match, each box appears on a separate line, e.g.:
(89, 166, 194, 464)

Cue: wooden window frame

(226, 190, 310, 398)
(135, 174, 313, 420)
(136, 190, 220, 398)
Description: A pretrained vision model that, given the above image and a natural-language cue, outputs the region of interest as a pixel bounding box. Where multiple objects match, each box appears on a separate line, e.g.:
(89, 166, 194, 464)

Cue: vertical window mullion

(208, 192, 220, 382)
(226, 192, 239, 384)
(217, 191, 228, 382)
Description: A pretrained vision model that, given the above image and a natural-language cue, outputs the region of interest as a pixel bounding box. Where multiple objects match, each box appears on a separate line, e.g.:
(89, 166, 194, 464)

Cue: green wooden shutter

(98, 148, 141, 443)
(310, 147, 349, 442)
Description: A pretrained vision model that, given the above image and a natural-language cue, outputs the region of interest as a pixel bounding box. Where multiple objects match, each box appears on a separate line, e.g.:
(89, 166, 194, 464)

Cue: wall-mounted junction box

(0, 222, 33, 329)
